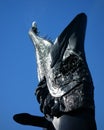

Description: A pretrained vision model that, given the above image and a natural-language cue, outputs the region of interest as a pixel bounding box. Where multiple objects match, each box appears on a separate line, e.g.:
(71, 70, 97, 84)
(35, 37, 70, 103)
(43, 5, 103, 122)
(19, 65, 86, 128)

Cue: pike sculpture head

(28, 13, 91, 97)
(13, 13, 95, 130)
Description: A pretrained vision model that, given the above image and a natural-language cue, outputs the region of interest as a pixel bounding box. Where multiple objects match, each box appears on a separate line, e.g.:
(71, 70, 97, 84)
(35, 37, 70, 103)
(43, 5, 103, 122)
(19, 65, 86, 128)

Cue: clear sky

(0, 0, 104, 130)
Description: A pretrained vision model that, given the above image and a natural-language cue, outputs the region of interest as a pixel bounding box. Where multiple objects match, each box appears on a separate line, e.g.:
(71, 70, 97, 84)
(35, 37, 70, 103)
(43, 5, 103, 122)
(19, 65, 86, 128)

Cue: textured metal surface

(29, 13, 95, 115)
(29, 28, 52, 81)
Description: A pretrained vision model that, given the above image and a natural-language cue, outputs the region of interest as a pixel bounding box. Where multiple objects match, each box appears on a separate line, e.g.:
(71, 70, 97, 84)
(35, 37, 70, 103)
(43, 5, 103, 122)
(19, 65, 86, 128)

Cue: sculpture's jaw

(29, 24, 52, 81)
(51, 13, 87, 67)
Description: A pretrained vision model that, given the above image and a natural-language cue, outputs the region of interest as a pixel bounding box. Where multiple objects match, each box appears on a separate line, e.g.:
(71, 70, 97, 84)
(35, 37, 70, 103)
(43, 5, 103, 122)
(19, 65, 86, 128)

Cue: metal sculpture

(13, 13, 97, 130)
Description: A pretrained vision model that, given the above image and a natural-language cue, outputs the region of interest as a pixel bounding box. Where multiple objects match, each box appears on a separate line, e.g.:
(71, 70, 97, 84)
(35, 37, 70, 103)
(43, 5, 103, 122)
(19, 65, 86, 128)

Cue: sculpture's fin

(13, 113, 55, 129)
(51, 13, 87, 67)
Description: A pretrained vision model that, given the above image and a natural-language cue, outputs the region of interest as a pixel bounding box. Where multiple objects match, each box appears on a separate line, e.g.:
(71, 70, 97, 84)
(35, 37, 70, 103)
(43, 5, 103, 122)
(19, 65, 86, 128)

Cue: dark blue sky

(0, 0, 104, 130)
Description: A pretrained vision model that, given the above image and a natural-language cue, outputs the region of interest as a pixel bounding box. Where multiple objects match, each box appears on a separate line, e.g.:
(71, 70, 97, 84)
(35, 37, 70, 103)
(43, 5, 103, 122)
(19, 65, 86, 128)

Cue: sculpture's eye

(60, 56, 70, 75)
(61, 54, 82, 75)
